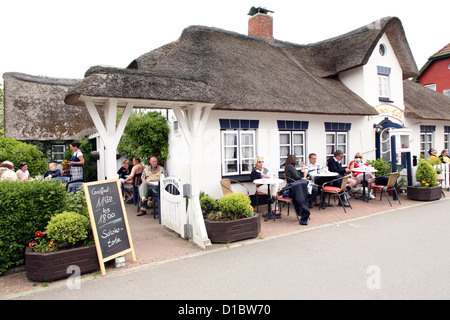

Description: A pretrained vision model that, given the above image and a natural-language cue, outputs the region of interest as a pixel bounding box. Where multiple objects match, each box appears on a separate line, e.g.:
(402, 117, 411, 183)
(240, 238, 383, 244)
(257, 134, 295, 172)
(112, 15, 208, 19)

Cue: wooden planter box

(407, 186, 442, 201)
(25, 245, 100, 282)
(204, 213, 261, 243)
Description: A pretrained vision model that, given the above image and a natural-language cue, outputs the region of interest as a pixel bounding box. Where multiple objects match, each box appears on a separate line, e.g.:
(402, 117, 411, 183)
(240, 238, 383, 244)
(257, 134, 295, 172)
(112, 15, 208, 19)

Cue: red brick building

(415, 43, 450, 97)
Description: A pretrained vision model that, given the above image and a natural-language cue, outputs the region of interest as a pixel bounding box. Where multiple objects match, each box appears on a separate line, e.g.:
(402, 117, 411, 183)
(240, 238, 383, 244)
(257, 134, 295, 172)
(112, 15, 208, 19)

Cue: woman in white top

(16, 162, 31, 181)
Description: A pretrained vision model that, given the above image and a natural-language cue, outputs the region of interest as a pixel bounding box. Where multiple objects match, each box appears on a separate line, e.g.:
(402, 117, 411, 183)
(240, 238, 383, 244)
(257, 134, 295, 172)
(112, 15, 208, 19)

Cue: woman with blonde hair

(250, 156, 280, 217)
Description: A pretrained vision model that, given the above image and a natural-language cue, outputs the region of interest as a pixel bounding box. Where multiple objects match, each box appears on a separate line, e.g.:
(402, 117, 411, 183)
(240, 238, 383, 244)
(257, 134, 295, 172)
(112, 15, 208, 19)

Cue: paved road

(13, 199, 450, 300)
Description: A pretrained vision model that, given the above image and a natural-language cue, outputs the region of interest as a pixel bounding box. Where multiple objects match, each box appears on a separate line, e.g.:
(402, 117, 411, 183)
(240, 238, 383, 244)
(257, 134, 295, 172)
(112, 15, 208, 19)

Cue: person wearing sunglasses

(348, 152, 375, 199)
(251, 156, 280, 215)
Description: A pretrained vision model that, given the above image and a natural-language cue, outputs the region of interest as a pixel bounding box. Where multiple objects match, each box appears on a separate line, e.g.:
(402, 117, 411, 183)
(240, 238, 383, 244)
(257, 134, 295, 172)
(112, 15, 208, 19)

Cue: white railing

(433, 163, 449, 190)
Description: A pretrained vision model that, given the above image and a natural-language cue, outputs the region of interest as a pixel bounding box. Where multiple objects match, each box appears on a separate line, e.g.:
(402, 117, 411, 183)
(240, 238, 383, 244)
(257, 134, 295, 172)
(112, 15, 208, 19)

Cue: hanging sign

(83, 179, 136, 276)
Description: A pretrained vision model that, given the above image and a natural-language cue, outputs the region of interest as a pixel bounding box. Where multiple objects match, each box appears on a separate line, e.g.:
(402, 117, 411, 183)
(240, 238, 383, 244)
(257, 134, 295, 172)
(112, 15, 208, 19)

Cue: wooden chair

(220, 179, 249, 196)
(320, 175, 352, 213)
(277, 178, 292, 216)
(371, 172, 401, 207)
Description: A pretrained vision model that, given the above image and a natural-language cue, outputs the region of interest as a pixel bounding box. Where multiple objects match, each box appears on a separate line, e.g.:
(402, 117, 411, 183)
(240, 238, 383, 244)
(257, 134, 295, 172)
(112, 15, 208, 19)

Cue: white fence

(160, 174, 188, 238)
(433, 163, 450, 190)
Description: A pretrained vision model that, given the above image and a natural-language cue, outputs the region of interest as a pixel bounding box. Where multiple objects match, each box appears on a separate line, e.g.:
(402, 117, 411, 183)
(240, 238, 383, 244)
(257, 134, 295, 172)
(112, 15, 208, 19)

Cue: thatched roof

(65, 17, 417, 116)
(403, 79, 450, 121)
(3, 72, 99, 140)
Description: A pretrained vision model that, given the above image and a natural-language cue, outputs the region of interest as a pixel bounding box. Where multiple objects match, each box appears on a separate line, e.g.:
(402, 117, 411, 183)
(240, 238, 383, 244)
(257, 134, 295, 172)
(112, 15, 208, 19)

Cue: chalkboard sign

(83, 179, 136, 276)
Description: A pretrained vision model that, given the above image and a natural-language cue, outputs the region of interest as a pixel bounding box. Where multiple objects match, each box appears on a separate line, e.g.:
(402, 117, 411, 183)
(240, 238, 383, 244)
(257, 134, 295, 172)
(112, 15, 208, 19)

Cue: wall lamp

(373, 123, 383, 133)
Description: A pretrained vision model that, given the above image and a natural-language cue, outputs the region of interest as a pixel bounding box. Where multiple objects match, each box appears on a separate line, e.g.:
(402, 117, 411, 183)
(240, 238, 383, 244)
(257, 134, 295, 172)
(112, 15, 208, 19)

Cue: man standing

(137, 157, 164, 216)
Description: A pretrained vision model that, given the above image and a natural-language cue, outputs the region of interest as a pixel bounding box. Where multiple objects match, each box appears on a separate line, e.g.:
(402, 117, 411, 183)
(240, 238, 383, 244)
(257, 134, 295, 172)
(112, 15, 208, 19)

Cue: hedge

(0, 180, 68, 275)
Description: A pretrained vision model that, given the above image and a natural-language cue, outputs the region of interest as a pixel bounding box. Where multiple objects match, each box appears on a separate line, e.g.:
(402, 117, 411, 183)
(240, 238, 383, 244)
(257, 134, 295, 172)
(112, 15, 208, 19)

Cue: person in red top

(348, 152, 375, 184)
(348, 152, 375, 199)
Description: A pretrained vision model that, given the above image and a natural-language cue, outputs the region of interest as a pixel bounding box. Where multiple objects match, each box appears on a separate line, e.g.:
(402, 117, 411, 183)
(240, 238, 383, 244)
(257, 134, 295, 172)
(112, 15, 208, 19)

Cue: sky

(1, 0, 448, 87)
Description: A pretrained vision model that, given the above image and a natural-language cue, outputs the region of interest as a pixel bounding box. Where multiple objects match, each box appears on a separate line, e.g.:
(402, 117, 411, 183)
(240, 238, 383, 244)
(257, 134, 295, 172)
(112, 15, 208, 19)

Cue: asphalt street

(13, 199, 450, 300)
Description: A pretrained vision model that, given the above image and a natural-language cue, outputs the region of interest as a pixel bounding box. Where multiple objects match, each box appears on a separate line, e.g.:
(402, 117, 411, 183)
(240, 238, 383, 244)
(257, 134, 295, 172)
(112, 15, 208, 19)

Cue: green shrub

(44, 211, 92, 250)
(415, 159, 438, 187)
(367, 158, 392, 177)
(215, 193, 253, 221)
(0, 180, 82, 275)
(200, 192, 218, 216)
(0, 137, 47, 176)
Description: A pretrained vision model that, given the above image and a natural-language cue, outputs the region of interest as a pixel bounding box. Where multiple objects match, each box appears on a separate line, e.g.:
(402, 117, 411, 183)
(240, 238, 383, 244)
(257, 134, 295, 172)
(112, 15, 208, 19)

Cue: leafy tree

(117, 111, 170, 163)
(0, 137, 47, 176)
(0, 84, 4, 136)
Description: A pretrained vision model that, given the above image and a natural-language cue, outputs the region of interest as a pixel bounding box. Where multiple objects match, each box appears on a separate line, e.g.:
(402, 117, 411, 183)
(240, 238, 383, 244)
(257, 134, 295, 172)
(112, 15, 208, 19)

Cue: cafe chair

(277, 185, 292, 217)
(320, 174, 352, 213)
(133, 174, 143, 213)
(52, 176, 70, 183)
(66, 180, 84, 194)
(220, 179, 249, 196)
(371, 172, 401, 207)
(253, 186, 267, 213)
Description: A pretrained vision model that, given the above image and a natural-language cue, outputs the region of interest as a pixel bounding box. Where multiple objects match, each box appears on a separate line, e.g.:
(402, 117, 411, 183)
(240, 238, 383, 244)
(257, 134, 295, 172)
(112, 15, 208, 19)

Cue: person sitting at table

(16, 162, 31, 181)
(251, 156, 280, 216)
(284, 154, 317, 208)
(137, 156, 164, 216)
(118, 159, 134, 202)
(439, 149, 450, 164)
(0, 161, 18, 181)
(327, 150, 359, 185)
(44, 162, 62, 179)
(122, 157, 144, 204)
(428, 148, 441, 163)
(348, 152, 375, 199)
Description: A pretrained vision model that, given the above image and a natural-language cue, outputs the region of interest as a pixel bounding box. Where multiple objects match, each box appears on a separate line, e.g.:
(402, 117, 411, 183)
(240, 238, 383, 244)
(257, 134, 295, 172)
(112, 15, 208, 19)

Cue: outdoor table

(253, 178, 284, 221)
(309, 171, 339, 208)
(351, 166, 377, 202)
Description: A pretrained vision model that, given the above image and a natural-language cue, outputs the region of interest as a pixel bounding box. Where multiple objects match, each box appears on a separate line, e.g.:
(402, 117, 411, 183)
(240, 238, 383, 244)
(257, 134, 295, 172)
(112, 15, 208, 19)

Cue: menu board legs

(83, 179, 136, 276)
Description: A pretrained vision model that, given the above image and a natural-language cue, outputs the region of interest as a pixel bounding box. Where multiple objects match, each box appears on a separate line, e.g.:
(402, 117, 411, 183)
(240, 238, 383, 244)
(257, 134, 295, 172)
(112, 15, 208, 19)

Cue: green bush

(215, 193, 253, 221)
(367, 158, 392, 177)
(0, 137, 47, 176)
(200, 192, 218, 216)
(0, 179, 88, 275)
(415, 159, 438, 187)
(44, 211, 92, 250)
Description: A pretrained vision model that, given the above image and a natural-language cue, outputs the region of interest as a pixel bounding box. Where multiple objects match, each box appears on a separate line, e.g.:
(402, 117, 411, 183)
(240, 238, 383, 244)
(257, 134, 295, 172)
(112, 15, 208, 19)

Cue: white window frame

(326, 132, 348, 166)
(424, 84, 437, 91)
(420, 132, 433, 157)
(279, 131, 305, 170)
(51, 144, 66, 163)
(378, 74, 390, 100)
(445, 132, 450, 150)
(221, 130, 256, 176)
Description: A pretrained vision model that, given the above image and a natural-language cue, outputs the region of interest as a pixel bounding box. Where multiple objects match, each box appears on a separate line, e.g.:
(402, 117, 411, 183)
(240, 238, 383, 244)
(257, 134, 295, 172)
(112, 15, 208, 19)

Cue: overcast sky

(1, 0, 448, 86)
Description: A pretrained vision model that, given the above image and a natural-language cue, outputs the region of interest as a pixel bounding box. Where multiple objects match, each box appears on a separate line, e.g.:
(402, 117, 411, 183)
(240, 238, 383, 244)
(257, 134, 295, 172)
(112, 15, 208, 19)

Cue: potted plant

(61, 159, 70, 170)
(90, 151, 100, 161)
(25, 211, 99, 282)
(367, 158, 392, 185)
(202, 193, 260, 243)
(407, 159, 442, 201)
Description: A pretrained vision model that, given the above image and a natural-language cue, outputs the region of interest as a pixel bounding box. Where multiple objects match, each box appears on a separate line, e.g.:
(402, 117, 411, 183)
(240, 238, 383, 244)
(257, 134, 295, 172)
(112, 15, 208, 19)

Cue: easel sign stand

(83, 179, 136, 276)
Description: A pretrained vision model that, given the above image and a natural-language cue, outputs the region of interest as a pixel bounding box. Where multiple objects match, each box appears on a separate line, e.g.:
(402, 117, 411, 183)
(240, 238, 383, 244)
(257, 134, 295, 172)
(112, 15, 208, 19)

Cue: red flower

(35, 231, 46, 238)
(29, 242, 36, 248)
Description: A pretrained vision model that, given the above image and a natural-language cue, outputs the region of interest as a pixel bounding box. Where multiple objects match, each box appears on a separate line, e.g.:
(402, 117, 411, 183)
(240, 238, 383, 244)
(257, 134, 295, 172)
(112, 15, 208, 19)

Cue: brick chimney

(248, 7, 274, 41)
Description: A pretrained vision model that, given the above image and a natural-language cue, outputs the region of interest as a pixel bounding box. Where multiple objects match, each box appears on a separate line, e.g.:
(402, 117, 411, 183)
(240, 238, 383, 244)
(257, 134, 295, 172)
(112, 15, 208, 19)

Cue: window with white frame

(444, 126, 450, 150)
(325, 122, 351, 166)
(279, 131, 305, 170)
(220, 119, 259, 176)
(420, 125, 435, 157)
(377, 66, 392, 102)
(443, 89, 450, 97)
(51, 144, 66, 163)
(277, 120, 308, 170)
